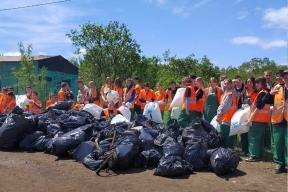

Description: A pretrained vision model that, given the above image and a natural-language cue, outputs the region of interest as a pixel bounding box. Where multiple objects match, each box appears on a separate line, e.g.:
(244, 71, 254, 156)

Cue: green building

(0, 55, 78, 96)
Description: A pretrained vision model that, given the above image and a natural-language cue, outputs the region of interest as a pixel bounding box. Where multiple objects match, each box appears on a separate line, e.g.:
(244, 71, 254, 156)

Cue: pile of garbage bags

(0, 103, 240, 177)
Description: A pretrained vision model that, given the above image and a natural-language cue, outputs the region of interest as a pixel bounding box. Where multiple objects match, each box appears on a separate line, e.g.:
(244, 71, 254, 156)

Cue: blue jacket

(124, 84, 136, 103)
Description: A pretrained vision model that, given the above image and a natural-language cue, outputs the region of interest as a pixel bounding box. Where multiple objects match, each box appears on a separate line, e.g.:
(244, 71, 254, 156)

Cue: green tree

(12, 42, 49, 103)
(67, 21, 142, 87)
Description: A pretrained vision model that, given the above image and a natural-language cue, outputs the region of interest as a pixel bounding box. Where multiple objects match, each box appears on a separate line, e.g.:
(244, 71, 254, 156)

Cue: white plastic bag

(170, 88, 185, 108)
(229, 107, 250, 136)
(210, 115, 220, 132)
(143, 102, 163, 123)
(171, 107, 181, 120)
(118, 106, 131, 121)
(111, 114, 130, 124)
(82, 103, 103, 119)
(106, 90, 119, 104)
(16, 95, 30, 109)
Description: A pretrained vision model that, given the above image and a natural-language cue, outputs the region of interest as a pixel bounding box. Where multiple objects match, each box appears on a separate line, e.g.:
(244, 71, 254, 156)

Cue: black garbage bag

(113, 131, 141, 170)
(154, 124, 167, 133)
(99, 139, 111, 152)
(0, 113, 30, 149)
(136, 149, 162, 168)
(24, 114, 39, 134)
(198, 118, 224, 149)
(139, 130, 154, 151)
(163, 137, 185, 157)
(183, 141, 209, 171)
(143, 128, 159, 138)
(182, 119, 208, 147)
(47, 101, 73, 110)
(0, 114, 7, 127)
(154, 133, 170, 148)
(11, 106, 24, 115)
(132, 115, 151, 128)
(209, 147, 239, 175)
(51, 124, 94, 156)
(78, 110, 95, 123)
(19, 131, 44, 151)
(46, 123, 61, 137)
(69, 141, 97, 162)
(154, 156, 193, 177)
(166, 123, 182, 140)
(81, 153, 104, 171)
(45, 131, 65, 154)
(34, 135, 53, 151)
(60, 115, 87, 132)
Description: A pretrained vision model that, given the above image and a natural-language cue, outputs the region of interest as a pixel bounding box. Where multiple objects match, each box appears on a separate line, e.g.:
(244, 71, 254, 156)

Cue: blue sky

(0, 0, 287, 68)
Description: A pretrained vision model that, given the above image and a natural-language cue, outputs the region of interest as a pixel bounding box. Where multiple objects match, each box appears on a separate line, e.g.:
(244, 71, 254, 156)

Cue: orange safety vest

(6, 98, 16, 113)
(182, 86, 196, 110)
(166, 90, 173, 111)
(134, 83, 142, 105)
(103, 108, 118, 118)
(219, 92, 238, 123)
(57, 89, 66, 102)
(139, 89, 154, 109)
(123, 87, 135, 107)
(245, 89, 257, 104)
(271, 86, 288, 124)
(154, 90, 166, 111)
(0, 93, 8, 113)
(46, 100, 56, 109)
(250, 90, 270, 123)
(205, 87, 223, 104)
(196, 89, 206, 113)
(27, 99, 42, 114)
(114, 87, 123, 107)
(74, 101, 89, 111)
(90, 89, 100, 106)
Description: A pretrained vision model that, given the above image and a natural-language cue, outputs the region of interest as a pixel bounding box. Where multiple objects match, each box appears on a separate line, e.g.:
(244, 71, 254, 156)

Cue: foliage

(12, 42, 49, 103)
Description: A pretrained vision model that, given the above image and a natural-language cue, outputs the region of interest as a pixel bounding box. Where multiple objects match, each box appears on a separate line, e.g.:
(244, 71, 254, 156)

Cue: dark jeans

(241, 133, 249, 153)
(134, 104, 142, 115)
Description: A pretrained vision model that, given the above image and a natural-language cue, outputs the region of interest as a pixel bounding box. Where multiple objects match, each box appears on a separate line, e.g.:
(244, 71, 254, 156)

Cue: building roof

(0, 55, 57, 62)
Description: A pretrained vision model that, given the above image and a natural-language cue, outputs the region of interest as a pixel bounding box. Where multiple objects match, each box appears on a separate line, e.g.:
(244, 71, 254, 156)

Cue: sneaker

(274, 164, 284, 174)
(245, 156, 260, 162)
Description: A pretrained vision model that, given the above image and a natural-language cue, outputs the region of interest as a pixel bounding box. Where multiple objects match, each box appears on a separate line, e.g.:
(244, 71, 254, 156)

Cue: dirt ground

(0, 151, 287, 192)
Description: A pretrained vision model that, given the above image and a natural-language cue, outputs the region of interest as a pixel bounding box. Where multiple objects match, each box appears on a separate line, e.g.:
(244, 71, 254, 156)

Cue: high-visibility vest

(154, 90, 166, 111)
(196, 89, 206, 113)
(27, 100, 42, 114)
(271, 86, 288, 124)
(166, 90, 173, 111)
(205, 87, 223, 105)
(90, 89, 100, 106)
(0, 93, 8, 113)
(46, 100, 56, 109)
(123, 87, 135, 107)
(139, 89, 154, 109)
(250, 90, 270, 123)
(103, 108, 118, 118)
(7, 98, 16, 113)
(182, 86, 196, 110)
(134, 84, 142, 105)
(219, 92, 238, 123)
(245, 89, 257, 104)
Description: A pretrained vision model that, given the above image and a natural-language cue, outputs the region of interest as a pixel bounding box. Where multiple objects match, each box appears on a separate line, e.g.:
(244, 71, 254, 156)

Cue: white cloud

(231, 36, 287, 49)
(263, 7, 288, 29)
(173, 7, 189, 17)
(38, 51, 47, 55)
(237, 11, 248, 19)
(254, 7, 262, 15)
(156, 0, 166, 5)
(233, 0, 243, 5)
(192, 0, 212, 9)
(2, 51, 21, 56)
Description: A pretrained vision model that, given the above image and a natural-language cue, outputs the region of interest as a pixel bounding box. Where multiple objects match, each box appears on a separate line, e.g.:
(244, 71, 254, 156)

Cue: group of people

(0, 69, 286, 174)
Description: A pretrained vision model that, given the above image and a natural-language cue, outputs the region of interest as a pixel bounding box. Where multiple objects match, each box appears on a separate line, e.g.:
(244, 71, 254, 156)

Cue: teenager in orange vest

(2, 91, 16, 114)
(133, 76, 142, 115)
(46, 94, 57, 109)
(26, 92, 42, 114)
(88, 81, 100, 106)
(0, 87, 8, 113)
(203, 77, 223, 123)
(165, 80, 178, 125)
(74, 94, 88, 111)
(113, 77, 123, 108)
(216, 78, 238, 149)
(246, 77, 271, 162)
(122, 78, 136, 120)
(139, 82, 155, 113)
(154, 82, 166, 119)
(177, 77, 196, 128)
(101, 77, 114, 108)
(58, 82, 74, 102)
(264, 70, 288, 173)
(195, 77, 206, 119)
(25, 86, 33, 99)
(100, 101, 121, 119)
